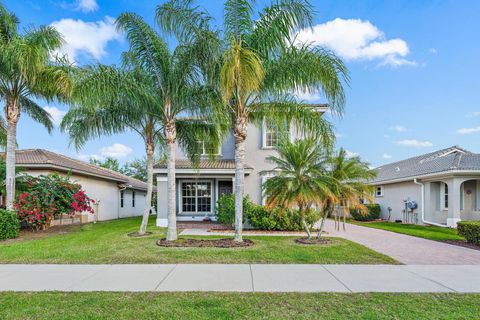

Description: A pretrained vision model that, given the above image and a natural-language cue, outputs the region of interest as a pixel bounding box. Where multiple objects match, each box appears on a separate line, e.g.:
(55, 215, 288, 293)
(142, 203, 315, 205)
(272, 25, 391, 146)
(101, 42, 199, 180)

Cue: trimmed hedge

(216, 194, 321, 231)
(350, 204, 381, 221)
(457, 221, 480, 244)
(0, 209, 20, 240)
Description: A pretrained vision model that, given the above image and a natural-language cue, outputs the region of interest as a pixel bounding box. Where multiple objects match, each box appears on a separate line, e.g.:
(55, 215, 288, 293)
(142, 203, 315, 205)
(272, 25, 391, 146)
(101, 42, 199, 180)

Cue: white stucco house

(2, 149, 148, 222)
(371, 146, 480, 227)
(154, 105, 328, 227)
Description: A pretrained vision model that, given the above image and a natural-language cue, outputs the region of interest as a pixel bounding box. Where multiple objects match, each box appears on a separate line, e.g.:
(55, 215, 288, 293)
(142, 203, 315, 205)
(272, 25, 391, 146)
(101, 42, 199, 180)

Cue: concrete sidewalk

(1, 264, 479, 292)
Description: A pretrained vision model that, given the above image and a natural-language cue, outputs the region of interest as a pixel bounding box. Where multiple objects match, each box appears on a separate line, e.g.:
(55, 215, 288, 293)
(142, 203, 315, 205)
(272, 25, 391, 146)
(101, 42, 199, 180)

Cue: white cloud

(429, 48, 438, 54)
(43, 106, 66, 126)
(466, 112, 480, 118)
(345, 150, 359, 158)
(294, 90, 321, 102)
(389, 125, 407, 132)
(457, 126, 480, 134)
(76, 0, 98, 12)
(100, 143, 132, 158)
(295, 18, 415, 67)
(382, 153, 393, 159)
(51, 16, 122, 63)
(397, 139, 433, 148)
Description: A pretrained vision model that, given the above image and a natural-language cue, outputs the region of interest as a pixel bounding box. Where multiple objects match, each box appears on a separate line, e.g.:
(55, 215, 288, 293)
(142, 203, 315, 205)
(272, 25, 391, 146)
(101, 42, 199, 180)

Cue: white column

(447, 178, 462, 228)
(156, 176, 169, 227)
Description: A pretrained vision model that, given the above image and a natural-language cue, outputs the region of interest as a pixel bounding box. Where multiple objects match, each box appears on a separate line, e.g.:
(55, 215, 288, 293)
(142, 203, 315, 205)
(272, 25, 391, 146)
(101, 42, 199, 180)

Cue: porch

(424, 177, 480, 227)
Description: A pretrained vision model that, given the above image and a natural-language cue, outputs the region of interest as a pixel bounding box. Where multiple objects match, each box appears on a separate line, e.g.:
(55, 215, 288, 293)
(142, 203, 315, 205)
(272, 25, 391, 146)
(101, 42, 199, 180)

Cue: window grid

(181, 182, 212, 213)
(264, 121, 280, 148)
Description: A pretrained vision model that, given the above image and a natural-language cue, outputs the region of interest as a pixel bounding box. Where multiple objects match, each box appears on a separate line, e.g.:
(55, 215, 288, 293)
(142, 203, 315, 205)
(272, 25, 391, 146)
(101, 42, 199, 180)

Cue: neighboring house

(2, 149, 148, 222)
(371, 146, 480, 227)
(154, 105, 328, 227)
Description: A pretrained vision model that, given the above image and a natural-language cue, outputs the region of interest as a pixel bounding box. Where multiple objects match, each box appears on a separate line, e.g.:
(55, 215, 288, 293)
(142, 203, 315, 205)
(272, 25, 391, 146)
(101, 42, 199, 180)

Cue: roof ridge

(378, 146, 469, 168)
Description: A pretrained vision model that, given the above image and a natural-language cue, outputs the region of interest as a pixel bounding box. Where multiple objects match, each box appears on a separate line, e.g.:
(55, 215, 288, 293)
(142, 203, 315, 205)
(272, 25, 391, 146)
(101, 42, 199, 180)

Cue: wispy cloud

(51, 16, 122, 63)
(389, 125, 407, 132)
(76, 0, 98, 12)
(397, 139, 433, 147)
(345, 150, 359, 158)
(465, 112, 480, 118)
(43, 106, 66, 127)
(429, 48, 438, 54)
(295, 18, 416, 67)
(457, 126, 480, 134)
(382, 153, 393, 159)
(100, 143, 132, 158)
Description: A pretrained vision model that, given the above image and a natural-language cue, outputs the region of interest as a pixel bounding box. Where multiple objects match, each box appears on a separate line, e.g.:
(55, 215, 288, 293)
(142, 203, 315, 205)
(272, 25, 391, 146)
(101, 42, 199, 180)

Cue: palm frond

(224, 0, 254, 41)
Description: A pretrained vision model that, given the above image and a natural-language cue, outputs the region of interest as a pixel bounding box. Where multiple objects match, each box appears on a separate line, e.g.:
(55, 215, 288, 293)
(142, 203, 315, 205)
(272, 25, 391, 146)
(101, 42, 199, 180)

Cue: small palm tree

(263, 139, 337, 239)
(317, 148, 376, 238)
(0, 4, 72, 208)
(157, 0, 348, 242)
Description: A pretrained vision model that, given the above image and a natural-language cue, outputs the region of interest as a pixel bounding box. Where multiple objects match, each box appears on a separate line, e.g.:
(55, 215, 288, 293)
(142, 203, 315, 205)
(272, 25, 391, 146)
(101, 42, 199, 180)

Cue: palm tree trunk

(302, 218, 312, 239)
(165, 121, 177, 241)
(317, 208, 331, 239)
(138, 141, 154, 235)
(233, 115, 247, 242)
(5, 100, 19, 210)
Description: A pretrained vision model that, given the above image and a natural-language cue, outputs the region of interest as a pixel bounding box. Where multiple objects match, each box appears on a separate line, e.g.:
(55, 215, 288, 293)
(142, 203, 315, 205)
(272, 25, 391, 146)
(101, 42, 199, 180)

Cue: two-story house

(154, 105, 328, 227)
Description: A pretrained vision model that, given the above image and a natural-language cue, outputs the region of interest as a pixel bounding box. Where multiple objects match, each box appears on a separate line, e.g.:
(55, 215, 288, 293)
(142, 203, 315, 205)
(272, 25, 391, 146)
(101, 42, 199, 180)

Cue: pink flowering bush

(13, 174, 94, 230)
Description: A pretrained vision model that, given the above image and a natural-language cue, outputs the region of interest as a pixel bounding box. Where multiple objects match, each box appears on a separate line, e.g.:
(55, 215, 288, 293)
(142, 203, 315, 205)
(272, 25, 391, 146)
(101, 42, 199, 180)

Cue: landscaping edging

(156, 238, 254, 248)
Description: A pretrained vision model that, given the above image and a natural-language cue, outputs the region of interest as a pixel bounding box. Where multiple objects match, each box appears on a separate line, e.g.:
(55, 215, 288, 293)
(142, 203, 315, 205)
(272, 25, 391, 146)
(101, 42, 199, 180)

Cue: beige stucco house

(372, 146, 480, 228)
(154, 105, 328, 227)
(4, 149, 148, 222)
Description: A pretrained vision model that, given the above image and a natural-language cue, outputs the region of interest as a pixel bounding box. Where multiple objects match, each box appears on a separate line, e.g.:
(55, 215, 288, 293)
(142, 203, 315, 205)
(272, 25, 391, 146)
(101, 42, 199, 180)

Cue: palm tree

(157, 0, 348, 242)
(318, 148, 376, 238)
(63, 13, 223, 239)
(0, 4, 71, 209)
(263, 139, 337, 239)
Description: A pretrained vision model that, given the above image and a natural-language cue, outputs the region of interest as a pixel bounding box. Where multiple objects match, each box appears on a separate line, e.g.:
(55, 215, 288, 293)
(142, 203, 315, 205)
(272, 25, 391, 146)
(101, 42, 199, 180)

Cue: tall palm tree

(157, 0, 348, 241)
(0, 4, 71, 209)
(318, 148, 376, 238)
(263, 138, 337, 239)
(70, 13, 222, 240)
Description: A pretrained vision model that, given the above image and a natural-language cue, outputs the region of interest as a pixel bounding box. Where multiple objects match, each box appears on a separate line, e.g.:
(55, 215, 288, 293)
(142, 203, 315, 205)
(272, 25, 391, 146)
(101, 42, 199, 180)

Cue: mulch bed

(295, 237, 332, 245)
(441, 240, 480, 251)
(156, 238, 254, 248)
(127, 231, 153, 237)
(208, 229, 323, 235)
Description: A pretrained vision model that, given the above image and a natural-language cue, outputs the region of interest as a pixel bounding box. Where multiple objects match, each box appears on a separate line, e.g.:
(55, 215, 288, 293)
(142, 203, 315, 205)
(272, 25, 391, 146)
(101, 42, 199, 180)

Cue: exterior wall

(118, 188, 147, 218)
(157, 176, 168, 226)
(374, 181, 422, 222)
(23, 169, 146, 222)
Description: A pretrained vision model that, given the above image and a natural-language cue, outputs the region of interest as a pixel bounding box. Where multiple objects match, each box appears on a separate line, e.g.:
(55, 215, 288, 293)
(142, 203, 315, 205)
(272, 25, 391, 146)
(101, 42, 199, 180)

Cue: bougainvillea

(13, 174, 94, 230)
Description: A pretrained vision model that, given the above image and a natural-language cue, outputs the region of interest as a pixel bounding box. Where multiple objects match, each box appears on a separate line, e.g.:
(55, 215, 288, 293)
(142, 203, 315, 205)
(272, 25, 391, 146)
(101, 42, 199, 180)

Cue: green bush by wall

(457, 221, 480, 244)
(350, 204, 381, 221)
(0, 209, 20, 240)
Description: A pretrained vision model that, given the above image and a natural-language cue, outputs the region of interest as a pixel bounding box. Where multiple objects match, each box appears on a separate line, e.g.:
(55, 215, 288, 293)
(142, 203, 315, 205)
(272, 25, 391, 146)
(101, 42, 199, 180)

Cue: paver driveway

(323, 220, 480, 265)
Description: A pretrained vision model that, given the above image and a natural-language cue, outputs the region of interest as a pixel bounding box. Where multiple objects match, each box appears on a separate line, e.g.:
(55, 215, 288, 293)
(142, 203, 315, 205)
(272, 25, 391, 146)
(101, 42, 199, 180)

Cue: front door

(218, 181, 233, 197)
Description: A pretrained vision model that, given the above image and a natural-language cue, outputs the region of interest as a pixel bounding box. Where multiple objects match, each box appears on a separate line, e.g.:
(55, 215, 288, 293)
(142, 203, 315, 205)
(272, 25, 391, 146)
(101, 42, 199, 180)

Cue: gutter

(413, 178, 447, 228)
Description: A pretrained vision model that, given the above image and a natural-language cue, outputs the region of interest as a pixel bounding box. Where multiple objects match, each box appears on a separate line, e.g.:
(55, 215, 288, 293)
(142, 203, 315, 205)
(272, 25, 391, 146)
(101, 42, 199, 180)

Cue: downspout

(413, 178, 447, 228)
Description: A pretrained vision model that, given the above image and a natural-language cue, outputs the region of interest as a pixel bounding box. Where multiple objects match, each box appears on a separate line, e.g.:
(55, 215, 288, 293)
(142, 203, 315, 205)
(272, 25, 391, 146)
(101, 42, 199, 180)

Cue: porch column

(447, 178, 462, 228)
(423, 182, 432, 222)
(156, 176, 168, 227)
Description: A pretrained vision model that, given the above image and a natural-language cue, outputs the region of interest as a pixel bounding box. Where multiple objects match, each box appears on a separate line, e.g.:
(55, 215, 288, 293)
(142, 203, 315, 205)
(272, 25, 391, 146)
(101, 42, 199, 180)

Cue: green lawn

(0, 216, 396, 264)
(349, 221, 464, 241)
(0, 292, 478, 319)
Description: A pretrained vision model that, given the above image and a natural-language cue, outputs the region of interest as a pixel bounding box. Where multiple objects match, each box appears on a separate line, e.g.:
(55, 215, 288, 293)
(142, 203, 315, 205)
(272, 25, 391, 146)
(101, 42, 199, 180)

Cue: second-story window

(263, 120, 280, 148)
(199, 141, 222, 156)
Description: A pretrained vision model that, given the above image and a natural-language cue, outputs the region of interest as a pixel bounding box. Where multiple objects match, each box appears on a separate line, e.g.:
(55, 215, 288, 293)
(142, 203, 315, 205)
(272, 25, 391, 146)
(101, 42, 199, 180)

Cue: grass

(0, 292, 478, 319)
(349, 220, 464, 241)
(0, 216, 397, 264)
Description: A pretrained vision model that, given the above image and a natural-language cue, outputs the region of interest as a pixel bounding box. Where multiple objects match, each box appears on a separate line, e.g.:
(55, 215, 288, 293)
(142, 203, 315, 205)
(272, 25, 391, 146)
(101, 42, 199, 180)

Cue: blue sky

(6, 0, 480, 166)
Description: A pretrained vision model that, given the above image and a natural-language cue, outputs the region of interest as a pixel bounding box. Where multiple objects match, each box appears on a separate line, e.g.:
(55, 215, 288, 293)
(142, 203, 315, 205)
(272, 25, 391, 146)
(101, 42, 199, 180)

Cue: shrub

(247, 206, 321, 231)
(0, 209, 20, 240)
(350, 204, 381, 221)
(216, 194, 252, 226)
(14, 174, 94, 230)
(457, 221, 480, 244)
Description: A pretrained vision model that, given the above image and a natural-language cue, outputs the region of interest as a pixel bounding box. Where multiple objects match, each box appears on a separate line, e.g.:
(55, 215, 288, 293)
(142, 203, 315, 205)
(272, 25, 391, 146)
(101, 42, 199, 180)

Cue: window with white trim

(442, 183, 449, 210)
(181, 181, 212, 213)
(375, 186, 383, 197)
(263, 120, 280, 148)
(198, 141, 222, 156)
